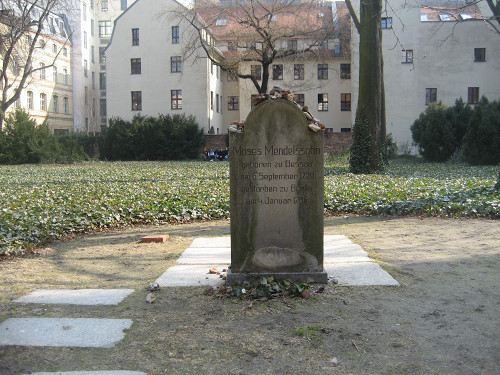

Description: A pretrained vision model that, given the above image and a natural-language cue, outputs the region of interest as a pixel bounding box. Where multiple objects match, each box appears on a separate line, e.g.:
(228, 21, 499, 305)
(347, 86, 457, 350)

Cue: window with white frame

(63, 97, 69, 114)
(99, 21, 112, 37)
(294, 64, 304, 80)
(318, 93, 328, 111)
(53, 95, 58, 113)
(402, 49, 413, 63)
(317, 64, 328, 79)
(272, 64, 283, 80)
(131, 58, 141, 74)
(340, 63, 351, 79)
(468, 87, 479, 104)
(341, 93, 351, 111)
(171, 56, 182, 72)
(132, 28, 139, 46)
(131, 91, 142, 110)
(40, 93, 47, 111)
(382, 17, 392, 29)
(27, 91, 34, 109)
(172, 26, 179, 44)
(171, 90, 182, 109)
(425, 88, 437, 105)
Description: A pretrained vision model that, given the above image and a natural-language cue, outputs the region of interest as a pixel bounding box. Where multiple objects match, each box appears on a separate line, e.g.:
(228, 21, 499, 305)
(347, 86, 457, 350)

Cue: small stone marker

(229, 99, 326, 283)
(141, 234, 170, 243)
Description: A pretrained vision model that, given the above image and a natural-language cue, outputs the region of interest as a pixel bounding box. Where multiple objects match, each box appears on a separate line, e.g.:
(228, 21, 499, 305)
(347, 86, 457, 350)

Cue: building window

(171, 56, 182, 72)
(40, 63, 46, 79)
(382, 17, 392, 29)
(340, 63, 351, 79)
(101, 0, 108, 11)
(402, 49, 413, 63)
(100, 99, 107, 116)
(27, 91, 33, 109)
(121, 0, 127, 10)
(215, 19, 227, 26)
(131, 58, 141, 74)
(272, 64, 283, 80)
(251, 65, 261, 80)
(92, 72, 95, 88)
(53, 95, 58, 113)
(84, 59, 88, 77)
(468, 87, 479, 104)
(227, 68, 238, 81)
(426, 88, 437, 105)
(319, 40, 328, 50)
(296, 94, 305, 107)
(294, 64, 304, 80)
(85, 86, 88, 105)
(288, 39, 297, 50)
(91, 19, 94, 36)
(99, 21, 112, 37)
(228, 96, 239, 110)
(99, 47, 106, 63)
(92, 98, 96, 118)
(318, 93, 328, 111)
(84, 31, 88, 48)
(172, 26, 179, 44)
(131, 91, 142, 111)
(83, 3, 87, 21)
(63, 47, 67, 57)
(228, 41, 236, 51)
(474, 48, 486, 62)
(90, 0, 94, 10)
(216, 94, 220, 113)
(318, 64, 328, 80)
(53, 66, 57, 82)
(63, 97, 69, 114)
(63, 69, 68, 84)
(132, 28, 139, 46)
(52, 44, 57, 53)
(91, 46, 95, 63)
(341, 93, 351, 111)
(100, 73, 106, 90)
(171, 90, 182, 109)
(210, 91, 214, 110)
(40, 93, 47, 111)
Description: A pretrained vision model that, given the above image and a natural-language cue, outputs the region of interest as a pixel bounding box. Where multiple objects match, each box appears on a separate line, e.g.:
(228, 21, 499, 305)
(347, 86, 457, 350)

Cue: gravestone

(228, 99, 327, 283)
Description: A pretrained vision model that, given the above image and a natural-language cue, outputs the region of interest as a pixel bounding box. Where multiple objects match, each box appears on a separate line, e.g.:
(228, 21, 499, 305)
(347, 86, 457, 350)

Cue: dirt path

(0, 216, 499, 375)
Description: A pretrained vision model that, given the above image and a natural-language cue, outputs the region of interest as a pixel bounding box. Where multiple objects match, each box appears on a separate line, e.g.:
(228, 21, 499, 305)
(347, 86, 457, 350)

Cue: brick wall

(205, 132, 352, 155)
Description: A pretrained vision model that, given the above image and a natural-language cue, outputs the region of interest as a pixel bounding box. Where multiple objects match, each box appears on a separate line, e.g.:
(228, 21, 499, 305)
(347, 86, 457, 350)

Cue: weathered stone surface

(229, 99, 324, 276)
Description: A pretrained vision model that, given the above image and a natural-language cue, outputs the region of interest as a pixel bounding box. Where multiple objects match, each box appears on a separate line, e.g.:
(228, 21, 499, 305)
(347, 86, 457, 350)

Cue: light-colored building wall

(2, 12, 73, 134)
(350, 0, 500, 151)
(106, 0, 216, 131)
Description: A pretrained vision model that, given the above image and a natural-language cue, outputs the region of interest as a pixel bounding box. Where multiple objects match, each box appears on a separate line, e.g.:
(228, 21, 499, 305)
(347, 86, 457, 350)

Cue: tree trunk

(356, 0, 385, 172)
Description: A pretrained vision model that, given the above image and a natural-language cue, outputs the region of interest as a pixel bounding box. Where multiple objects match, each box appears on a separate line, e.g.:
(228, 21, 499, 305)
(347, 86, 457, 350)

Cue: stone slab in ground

(0, 318, 132, 348)
(190, 237, 231, 248)
(176, 247, 230, 264)
(25, 372, 146, 375)
(324, 263, 400, 286)
(155, 265, 226, 287)
(14, 289, 134, 305)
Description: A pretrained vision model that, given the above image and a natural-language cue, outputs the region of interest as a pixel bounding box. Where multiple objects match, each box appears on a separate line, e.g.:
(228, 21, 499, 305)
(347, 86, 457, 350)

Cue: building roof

(420, 3, 484, 22)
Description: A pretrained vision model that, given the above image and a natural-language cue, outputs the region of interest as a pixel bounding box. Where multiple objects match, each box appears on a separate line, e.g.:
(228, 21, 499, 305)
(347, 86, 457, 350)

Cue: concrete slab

(190, 237, 231, 248)
(26, 372, 146, 375)
(324, 263, 400, 286)
(324, 245, 372, 263)
(14, 289, 134, 306)
(177, 247, 230, 264)
(0, 318, 132, 348)
(324, 234, 352, 244)
(155, 265, 227, 287)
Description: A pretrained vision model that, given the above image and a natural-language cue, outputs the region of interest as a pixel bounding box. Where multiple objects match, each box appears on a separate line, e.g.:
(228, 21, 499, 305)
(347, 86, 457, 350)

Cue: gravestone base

(226, 269, 328, 284)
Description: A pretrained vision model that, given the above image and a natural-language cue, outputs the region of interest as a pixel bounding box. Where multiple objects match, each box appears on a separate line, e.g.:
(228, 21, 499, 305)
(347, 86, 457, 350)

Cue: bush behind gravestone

(462, 98, 500, 165)
(102, 114, 204, 160)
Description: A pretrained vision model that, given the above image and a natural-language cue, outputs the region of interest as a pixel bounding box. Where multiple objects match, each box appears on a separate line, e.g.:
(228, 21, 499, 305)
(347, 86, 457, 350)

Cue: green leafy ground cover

(1, 158, 498, 255)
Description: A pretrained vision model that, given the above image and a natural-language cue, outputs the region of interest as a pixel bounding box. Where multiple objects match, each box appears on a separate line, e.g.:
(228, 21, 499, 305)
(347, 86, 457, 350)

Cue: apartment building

(1, 6, 73, 134)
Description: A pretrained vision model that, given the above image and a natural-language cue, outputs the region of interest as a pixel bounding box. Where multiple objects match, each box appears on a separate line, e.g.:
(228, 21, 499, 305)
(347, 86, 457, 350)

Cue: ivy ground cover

(1, 159, 498, 255)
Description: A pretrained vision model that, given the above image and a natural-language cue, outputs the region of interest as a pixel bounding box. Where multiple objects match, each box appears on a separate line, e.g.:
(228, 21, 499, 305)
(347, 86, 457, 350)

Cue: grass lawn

(1, 157, 498, 255)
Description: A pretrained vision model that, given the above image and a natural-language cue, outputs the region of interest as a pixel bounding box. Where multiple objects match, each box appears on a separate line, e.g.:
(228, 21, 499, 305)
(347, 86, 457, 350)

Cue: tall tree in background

(346, 0, 386, 173)
(0, 0, 68, 131)
(175, 0, 340, 94)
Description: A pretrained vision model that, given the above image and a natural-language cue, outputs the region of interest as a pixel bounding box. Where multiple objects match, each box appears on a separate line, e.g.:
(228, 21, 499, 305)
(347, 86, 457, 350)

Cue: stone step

(14, 289, 134, 306)
(0, 318, 132, 348)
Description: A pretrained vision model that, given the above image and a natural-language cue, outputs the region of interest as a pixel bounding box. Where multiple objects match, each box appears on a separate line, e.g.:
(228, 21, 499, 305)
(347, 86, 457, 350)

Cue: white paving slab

(26, 372, 146, 375)
(177, 247, 231, 264)
(155, 265, 227, 287)
(14, 289, 134, 305)
(190, 237, 231, 248)
(157, 235, 399, 287)
(324, 263, 400, 286)
(0, 318, 132, 348)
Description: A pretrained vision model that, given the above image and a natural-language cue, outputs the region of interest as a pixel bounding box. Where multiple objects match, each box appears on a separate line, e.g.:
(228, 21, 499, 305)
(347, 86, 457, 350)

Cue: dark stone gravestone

(228, 99, 327, 283)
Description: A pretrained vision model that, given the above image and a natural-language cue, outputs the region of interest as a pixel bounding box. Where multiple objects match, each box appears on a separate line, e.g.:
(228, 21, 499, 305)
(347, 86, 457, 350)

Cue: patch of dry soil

(0, 216, 498, 375)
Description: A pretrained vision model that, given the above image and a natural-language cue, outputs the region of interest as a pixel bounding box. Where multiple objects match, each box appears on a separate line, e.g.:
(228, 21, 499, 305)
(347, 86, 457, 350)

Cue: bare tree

(346, 0, 386, 173)
(0, 0, 69, 131)
(174, 0, 341, 94)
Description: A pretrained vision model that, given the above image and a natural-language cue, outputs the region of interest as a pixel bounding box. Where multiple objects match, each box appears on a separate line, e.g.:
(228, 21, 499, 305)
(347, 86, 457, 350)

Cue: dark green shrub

(410, 102, 456, 162)
(462, 97, 500, 165)
(349, 106, 372, 174)
(102, 114, 204, 161)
